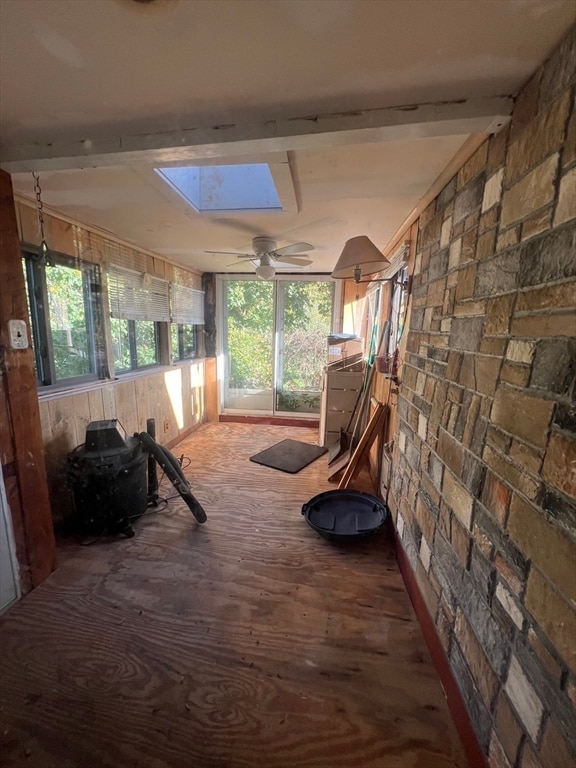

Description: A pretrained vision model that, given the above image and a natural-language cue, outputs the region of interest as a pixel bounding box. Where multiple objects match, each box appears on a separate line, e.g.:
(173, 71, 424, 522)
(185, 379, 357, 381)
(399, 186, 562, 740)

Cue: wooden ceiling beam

(0, 97, 512, 173)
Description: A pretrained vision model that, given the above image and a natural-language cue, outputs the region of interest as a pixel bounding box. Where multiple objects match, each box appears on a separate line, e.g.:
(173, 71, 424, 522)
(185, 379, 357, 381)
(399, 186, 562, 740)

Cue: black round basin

(302, 489, 388, 541)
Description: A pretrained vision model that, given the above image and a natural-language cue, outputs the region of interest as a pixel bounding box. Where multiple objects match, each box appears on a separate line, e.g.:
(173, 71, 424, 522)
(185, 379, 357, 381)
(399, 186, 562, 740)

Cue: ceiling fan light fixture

(331, 235, 390, 283)
(255, 264, 276, 280)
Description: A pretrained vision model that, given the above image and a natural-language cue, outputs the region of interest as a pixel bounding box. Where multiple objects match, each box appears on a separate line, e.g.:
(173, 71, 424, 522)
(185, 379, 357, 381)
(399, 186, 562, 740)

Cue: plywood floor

(0, 423, 466, 768)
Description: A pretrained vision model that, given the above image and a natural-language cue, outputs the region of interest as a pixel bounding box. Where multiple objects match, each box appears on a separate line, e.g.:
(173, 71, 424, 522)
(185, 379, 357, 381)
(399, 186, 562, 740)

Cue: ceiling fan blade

(212, 218, 263, 236)
(273, 255, 313, 266)
(273, 217, 340, 243)
(205, 250, 252, 257)
(226, 258, 256, 267)
(274, 242, 315, 256)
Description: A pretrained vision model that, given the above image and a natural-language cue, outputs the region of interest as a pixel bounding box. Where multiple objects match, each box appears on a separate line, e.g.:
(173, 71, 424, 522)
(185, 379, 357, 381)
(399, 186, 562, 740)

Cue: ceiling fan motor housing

(252, 236, 277, 255)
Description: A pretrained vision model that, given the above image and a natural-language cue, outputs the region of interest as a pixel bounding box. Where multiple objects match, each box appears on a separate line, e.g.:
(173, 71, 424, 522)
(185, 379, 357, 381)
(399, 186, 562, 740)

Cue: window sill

(37, 359, 207, 402)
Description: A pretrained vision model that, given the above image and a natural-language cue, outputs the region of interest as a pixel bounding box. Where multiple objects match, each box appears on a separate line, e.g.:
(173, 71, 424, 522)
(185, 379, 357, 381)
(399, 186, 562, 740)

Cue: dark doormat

(249, 439, 327, 474)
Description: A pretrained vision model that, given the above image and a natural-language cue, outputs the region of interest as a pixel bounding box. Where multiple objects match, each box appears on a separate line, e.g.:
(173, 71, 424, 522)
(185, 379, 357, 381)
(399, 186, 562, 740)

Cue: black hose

(137, 432, 207, 524)
(158, 443, 188, 486)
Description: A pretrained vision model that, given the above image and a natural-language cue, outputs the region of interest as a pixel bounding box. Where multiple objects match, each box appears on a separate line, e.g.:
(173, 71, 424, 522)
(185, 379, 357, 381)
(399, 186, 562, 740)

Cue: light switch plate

(8, 319, 29, 349)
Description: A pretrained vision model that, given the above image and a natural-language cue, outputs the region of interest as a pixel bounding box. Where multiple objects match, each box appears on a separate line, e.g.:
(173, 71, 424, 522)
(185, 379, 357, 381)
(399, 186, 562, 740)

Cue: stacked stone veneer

(388, 27, 576, 768)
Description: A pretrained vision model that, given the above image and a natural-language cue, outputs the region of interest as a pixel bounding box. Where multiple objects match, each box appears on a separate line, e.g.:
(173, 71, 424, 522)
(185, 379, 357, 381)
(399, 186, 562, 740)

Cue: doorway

(219, 276, 337, 416)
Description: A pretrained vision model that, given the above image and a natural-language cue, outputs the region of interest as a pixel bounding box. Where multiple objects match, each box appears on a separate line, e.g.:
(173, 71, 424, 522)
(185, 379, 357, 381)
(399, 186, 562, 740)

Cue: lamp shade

(331, 236, 390, 280)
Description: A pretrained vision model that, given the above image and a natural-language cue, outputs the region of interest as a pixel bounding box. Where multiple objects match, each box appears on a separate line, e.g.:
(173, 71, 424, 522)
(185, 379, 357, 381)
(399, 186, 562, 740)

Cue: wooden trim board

(338, 403, 387, 489)
(394, 533, 488, 768)
(0, 170, 56, 587)
(220, 415, 320, 428)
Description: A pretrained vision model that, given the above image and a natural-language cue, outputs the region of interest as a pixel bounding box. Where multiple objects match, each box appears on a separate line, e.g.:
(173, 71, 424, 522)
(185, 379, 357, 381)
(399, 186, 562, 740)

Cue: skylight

(155, 164, 282, 212)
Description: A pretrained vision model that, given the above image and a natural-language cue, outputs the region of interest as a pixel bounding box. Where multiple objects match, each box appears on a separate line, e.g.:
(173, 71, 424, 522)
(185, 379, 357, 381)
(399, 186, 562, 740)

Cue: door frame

(0, 468, 21, 614)
(216, 274, 342, 417)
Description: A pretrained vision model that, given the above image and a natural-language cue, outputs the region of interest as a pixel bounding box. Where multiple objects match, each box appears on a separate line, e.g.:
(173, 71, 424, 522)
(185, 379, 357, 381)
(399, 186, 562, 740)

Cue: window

(23, 251, 204, 385)
(23, 251, 105, 386)
(108, 266, 170, 373)
(171, 323, 197, 361)
(111, 319, 159, 372)
(169, 283, 204, 362)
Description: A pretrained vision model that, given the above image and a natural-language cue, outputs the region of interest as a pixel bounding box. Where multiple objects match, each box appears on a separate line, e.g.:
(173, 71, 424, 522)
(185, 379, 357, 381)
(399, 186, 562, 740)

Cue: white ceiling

(1, 0, 574, 274)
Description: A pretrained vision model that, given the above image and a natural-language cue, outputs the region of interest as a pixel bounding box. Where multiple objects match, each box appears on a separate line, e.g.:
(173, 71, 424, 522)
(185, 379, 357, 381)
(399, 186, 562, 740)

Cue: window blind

(378, 241, 410, 280)
(108, 266, 170, 322)
(170, 283, 205, 325)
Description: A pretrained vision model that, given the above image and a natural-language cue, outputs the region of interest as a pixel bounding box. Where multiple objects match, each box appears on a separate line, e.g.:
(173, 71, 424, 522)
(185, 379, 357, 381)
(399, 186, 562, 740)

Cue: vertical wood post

(0, 169, 56, 586)
(201, 272, 216, 358)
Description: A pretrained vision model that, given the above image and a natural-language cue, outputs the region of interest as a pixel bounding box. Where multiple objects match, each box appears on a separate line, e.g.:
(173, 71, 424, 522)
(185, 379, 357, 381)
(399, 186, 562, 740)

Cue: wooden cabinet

(319, 368, 364, 447)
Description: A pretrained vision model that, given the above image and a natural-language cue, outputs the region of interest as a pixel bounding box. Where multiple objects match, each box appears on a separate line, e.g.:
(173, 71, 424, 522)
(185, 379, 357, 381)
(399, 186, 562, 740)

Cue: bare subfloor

(0, 423, 466, 768)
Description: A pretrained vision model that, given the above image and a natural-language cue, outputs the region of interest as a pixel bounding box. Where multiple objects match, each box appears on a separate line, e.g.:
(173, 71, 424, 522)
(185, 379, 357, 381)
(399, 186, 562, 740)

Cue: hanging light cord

(32, 171, 52, 265)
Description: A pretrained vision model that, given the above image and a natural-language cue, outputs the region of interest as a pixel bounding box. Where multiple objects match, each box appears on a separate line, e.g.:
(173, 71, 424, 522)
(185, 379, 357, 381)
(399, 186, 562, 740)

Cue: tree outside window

(23, 252, 102, 386)
(171, 323, 197, 361)
(111, 318, 159, 372)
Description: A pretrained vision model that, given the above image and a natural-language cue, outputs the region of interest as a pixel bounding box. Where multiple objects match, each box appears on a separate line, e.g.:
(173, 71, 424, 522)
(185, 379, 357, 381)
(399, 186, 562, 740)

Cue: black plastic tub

(302, 489, 388, 542)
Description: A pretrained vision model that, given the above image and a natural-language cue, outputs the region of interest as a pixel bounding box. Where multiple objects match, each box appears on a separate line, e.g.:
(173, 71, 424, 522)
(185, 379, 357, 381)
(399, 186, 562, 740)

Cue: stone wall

(388, 26, 576, 768)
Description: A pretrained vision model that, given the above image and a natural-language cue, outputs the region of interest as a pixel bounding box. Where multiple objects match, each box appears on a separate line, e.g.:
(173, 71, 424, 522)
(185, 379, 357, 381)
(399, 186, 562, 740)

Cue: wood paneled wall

(39, 362, 206, 522)
(9, 197, 208, 537)
(15, 199, 202, 291)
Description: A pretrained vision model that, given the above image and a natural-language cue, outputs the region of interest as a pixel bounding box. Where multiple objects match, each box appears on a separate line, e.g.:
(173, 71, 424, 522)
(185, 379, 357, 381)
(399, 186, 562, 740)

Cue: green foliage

(226, 281, 274, 389)
(46, 264, 92, 379)
(228, 326, 274, 389)
(276, 390, 321, 413)
(171, 323, 179, 360)
(135, 321, 157, 366)
(111, 319, 158, 370)
(281, 281, 333, 392)
(225, 279, 333, 404)
(171, 323, 196, 361)
(111, 318, 131, 371)
(282, 281, 333, 332)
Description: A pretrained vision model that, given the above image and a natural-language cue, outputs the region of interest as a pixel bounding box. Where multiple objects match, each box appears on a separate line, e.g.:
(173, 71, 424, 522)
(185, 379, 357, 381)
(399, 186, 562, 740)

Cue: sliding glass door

(221, 277, 335, 416)
(222, 279, 275, 411)
(275, 280, 333, 414)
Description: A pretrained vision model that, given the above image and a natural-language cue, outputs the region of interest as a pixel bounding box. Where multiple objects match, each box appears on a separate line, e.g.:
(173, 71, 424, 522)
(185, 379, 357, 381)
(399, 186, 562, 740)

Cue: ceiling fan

(206, 236, 314, 280)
